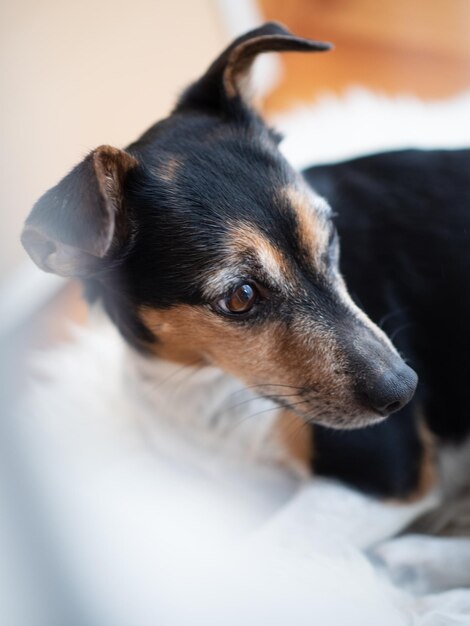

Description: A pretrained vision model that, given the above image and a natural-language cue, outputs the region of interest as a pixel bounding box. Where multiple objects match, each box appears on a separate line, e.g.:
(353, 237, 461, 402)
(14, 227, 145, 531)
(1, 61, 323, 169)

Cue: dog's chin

(283, 401, 389, 431)
(315, 412, 389, 431)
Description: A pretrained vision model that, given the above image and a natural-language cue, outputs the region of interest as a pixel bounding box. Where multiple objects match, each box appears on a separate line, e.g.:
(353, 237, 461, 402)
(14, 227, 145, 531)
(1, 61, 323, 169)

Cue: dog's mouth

(253, 373, 415, 430)
(252, 384, 383, 430)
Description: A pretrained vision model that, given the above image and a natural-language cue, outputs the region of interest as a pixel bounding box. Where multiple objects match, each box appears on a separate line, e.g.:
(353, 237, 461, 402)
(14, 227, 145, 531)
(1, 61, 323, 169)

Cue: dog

(21, 22, 469, 504)
(15, 23, 469, 626)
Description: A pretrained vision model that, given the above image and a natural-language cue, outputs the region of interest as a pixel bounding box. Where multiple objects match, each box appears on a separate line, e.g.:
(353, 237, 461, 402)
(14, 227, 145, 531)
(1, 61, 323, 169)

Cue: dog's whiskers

(389, 322, 414, 343)
(377, 307, 408, 329)
(225, 391, 303, 413)
(227, 383, 306, 403)
(227, 399, 312, 435)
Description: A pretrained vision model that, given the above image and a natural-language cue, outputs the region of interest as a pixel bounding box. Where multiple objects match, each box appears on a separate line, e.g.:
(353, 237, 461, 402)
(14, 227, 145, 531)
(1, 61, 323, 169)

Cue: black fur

(305, 149, 470, 495)
(100, 113, 312, 342)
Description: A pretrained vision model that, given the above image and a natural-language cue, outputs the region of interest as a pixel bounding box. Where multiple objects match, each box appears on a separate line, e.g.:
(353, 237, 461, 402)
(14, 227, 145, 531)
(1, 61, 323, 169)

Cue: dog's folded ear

(21, 146, 138, 277)
(178, 21, 331, 112)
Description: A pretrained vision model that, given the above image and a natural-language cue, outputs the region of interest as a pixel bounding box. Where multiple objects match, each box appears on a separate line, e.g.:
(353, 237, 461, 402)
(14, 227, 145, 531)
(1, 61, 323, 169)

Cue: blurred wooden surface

(259, 0, 470, 113)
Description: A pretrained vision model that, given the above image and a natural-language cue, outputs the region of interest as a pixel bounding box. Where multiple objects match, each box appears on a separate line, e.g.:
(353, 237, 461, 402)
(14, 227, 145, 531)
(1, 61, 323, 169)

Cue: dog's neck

(124, 345, 308, 479)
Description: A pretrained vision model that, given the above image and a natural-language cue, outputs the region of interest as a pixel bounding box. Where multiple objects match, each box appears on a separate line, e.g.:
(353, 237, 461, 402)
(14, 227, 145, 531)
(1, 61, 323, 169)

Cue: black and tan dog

(21, 23, 470, 501)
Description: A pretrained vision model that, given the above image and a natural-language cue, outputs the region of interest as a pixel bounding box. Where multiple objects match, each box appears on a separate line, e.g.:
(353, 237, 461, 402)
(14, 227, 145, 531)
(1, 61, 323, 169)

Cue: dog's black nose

(358, 363, 418, 416)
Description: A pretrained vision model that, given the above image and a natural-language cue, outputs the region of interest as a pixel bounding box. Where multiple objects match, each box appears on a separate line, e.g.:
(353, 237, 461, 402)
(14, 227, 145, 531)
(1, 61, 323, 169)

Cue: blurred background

(1, 0, 470, 350)
(1, 2, 470, 625)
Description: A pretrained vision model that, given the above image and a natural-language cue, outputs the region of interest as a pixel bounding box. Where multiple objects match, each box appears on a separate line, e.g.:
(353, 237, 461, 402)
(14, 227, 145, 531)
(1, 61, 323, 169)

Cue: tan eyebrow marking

(279, 185, 330, 267)
(227, 222, 288, 280)
(202, 222, 294, 299)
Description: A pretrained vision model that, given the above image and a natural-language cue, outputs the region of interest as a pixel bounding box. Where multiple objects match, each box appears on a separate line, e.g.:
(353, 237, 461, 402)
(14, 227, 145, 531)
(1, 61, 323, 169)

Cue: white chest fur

(20, 309, 457, 626)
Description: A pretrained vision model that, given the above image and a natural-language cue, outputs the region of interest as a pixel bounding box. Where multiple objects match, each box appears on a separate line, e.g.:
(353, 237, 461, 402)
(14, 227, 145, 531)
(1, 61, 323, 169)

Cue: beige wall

(0, 0, 226, 282)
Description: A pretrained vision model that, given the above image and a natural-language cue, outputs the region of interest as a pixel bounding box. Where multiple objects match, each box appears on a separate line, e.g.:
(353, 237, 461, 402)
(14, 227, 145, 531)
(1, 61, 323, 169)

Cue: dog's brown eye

(219, 283, 258, 315)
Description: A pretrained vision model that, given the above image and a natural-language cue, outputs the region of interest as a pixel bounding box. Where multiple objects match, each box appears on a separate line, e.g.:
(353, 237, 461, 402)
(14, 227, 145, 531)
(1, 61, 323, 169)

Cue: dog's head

(22, 22, 417, 429)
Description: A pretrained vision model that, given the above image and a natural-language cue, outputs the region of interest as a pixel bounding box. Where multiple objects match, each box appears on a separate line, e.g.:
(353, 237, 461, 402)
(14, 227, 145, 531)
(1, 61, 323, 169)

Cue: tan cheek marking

(157, 156, 182, 182)
(140, 304, 341, 396)
(139, 305, 282, 380)
(140, 306, 210, 365)
(280, 185, 329, 266)
(202, 222, 295, 300)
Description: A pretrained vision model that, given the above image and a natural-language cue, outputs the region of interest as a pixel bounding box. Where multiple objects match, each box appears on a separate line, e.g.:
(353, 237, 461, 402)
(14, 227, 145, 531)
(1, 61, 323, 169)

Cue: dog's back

(305, 148, 470, 496)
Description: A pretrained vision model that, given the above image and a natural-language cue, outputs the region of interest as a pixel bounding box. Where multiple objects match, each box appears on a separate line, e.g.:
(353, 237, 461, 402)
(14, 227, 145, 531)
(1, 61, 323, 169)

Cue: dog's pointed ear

(21, 146, 138, 277)
(178, 21, 331, 112)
